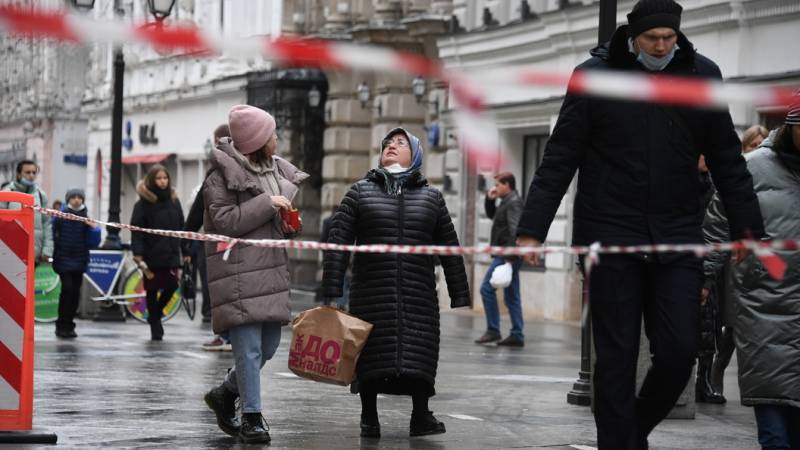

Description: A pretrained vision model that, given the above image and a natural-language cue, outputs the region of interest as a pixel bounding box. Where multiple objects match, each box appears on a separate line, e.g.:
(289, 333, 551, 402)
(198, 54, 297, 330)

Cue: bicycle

(120, 265, 196, 322)
(88, 249, 196, 323)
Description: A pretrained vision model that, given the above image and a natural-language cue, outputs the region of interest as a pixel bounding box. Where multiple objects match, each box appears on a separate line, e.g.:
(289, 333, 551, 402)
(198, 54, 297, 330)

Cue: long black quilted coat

(322, 170, 470, 391)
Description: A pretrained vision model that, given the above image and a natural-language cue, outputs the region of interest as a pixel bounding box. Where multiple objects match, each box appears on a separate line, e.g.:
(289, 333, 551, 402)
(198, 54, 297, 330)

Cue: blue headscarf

(376, 127, 424, 196)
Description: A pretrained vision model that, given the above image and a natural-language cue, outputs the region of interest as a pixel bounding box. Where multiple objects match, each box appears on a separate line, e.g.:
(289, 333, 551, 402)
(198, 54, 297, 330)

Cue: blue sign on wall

(85, 250, 126, 297)
(63, 153, 88, 166)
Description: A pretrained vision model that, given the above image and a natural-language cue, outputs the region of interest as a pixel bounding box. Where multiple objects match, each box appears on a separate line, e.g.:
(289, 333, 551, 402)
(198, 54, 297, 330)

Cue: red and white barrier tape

(1, 5, 796, 111)
(1, 5, 797, 170)
(30, 205, 796, 280)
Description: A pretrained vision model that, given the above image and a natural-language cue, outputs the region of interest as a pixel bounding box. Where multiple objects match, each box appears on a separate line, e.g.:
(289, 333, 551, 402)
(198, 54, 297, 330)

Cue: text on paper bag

(289, 334, 342, 377)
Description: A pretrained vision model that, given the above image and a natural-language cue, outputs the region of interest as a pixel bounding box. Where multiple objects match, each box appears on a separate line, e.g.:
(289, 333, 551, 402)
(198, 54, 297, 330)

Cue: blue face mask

(636, 46, 677, 71)
(18, 178, 35, 188)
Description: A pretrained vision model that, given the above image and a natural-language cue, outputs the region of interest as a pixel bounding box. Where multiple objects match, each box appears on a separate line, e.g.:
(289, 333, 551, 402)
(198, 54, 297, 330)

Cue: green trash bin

(34, 264, 60, 322)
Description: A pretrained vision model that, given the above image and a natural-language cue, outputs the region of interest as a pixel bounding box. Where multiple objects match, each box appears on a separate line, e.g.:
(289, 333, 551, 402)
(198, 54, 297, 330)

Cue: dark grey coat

(703, 131, 800, 408)
(203, 138, 309, 333)
(486, 190, 523, 260)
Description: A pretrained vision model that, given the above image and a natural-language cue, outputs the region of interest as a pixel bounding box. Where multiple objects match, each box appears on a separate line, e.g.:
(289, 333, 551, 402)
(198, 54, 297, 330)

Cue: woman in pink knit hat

(202, 105, 308, 444)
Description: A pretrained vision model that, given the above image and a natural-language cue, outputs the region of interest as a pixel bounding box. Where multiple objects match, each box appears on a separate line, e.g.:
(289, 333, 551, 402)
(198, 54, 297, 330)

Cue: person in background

(0, 160, 54, 264)
(203, 105, 307, 444)
(51, 199, 63, 211)
(699, 126, 769, 404)
(695, 155, 726, 403)
(700, 125, 770, 402)
(51, 188, 101, 338)
(323, 127, 470, 439)
(703, 96, 800, 450)
(130, 164, 184, 341)
(741, 125, 769, 154)
(475, 172, 524, 347)
(183, 124, 233, 351)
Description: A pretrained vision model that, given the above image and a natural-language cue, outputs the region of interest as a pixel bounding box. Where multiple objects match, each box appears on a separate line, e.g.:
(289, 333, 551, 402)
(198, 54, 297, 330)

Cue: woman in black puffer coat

(130, 164, 184, 340)
(322, 128, 470, 439)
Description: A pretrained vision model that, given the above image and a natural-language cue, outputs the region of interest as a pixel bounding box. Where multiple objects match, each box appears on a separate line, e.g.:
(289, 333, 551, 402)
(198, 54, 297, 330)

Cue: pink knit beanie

(228, 105, 276, 155)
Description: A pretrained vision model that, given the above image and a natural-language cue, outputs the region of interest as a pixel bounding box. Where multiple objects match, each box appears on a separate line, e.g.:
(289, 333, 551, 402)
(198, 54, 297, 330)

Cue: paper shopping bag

(288, 306, 373, 385)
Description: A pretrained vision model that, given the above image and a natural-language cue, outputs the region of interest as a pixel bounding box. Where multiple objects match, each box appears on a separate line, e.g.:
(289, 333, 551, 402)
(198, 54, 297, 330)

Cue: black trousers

(192, 242, 211, 319)
(56, 271, 84, 332)
(589, 254, 701, 450)
(145, 280, 178, 339)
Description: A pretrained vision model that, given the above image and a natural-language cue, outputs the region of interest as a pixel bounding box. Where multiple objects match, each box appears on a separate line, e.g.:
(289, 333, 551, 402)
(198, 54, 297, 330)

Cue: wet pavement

(17, 298, 758, 449)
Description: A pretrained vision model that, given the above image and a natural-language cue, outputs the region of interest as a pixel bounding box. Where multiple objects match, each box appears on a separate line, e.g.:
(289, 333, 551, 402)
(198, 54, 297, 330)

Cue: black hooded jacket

(130, 181, 184, 269)
(516, 26, 764, 252)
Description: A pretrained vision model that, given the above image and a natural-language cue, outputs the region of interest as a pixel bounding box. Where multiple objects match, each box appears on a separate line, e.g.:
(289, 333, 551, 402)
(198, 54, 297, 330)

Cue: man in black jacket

(183, 124, 232, 351)
(475, 172, 524, 347)
(515, 1, 764, 448)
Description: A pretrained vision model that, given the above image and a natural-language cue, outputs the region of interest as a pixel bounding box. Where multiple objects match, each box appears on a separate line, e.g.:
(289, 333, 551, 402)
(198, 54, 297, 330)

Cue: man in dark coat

(475, 172, 525, 346)
(515, 1, 764, 448)
(322, 128, 470, 439)
(183, 124, 233, 351)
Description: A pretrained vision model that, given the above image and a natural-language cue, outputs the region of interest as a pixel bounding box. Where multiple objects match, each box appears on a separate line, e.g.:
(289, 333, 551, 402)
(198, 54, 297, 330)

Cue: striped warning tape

(0, 5, 796, 111)
(29, 205, 797, 280)
(1, 5, 796, 169)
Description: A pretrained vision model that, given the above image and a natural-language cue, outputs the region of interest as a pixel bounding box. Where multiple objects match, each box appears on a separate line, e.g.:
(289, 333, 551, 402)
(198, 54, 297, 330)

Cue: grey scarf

(232, 150, 281, 196)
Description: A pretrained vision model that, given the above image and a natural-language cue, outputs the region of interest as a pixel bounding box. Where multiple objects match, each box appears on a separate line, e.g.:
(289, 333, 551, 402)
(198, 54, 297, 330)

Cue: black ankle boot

(204, 385, 240, 437)
(149, 320, 163, 340)
(409, 411, 446, 437)
(696, 356, 726, 404)
(360, 414, 380, 438)
(239, 412, 270, 444)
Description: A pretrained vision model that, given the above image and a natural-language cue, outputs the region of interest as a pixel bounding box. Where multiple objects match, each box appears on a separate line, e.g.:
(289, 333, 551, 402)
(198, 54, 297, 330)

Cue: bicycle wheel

(121, 269, 182, 323)
(181, 295, 196, 320)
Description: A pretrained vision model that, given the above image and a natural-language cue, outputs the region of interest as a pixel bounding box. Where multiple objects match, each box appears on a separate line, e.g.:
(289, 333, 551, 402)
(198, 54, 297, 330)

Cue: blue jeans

(223, 322, 282, 413)
(754, 405, 800, 450)
(480, 256, 523, 339)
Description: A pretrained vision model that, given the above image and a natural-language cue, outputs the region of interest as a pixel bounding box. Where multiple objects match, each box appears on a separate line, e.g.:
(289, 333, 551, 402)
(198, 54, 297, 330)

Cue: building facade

(0, 0, 90, 205)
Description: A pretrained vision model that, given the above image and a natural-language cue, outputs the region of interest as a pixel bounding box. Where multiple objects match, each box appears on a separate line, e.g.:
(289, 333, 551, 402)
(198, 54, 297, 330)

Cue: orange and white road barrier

(0, 192, 36, 431)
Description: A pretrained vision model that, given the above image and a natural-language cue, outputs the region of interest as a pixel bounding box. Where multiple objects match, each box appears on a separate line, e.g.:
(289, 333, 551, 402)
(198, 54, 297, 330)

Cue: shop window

(519, 134, 548, 271)
(522, 134, 548, 200)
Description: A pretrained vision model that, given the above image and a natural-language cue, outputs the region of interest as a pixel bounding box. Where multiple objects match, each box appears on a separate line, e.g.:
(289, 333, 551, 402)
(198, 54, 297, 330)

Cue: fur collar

(136, 180, 177, 204)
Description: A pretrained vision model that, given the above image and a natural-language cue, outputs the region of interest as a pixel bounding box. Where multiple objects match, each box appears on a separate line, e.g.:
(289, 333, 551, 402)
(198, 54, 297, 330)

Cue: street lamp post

(101, 46, 125, 249)
(566, 0, 617, 407)
(98, 0, 175, 250)
(70, 0, 174, 321)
